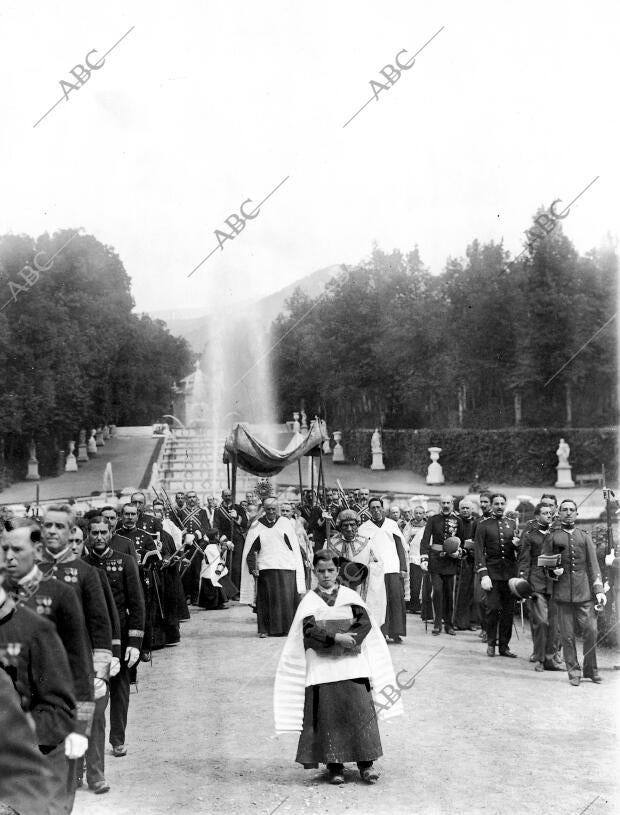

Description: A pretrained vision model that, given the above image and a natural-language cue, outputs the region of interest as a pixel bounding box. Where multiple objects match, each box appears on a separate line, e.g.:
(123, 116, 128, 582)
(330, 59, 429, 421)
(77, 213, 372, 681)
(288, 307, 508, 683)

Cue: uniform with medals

(83, 546, 145, 756)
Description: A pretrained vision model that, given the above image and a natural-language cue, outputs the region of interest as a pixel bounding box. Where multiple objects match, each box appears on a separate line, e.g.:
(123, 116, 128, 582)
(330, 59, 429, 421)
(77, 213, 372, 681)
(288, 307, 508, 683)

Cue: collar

(259, 516, 277, 528)
(18, 565, 42, 591)
(371, 517, 385, 527)
(561, 523, 575, 531)
(91, 546, 112, 560)
(44, 545, 75, 564)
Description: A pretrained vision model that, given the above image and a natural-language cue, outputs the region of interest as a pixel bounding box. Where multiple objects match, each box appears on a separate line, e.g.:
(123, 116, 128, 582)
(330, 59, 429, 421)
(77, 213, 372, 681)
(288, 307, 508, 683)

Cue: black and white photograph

(0, 2, 618, 814)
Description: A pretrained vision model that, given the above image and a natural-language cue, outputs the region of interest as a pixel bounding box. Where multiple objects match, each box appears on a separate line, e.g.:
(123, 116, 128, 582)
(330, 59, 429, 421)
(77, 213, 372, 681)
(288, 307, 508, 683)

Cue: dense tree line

(0, 229, 192, 481)
(273, 211, 617, 431)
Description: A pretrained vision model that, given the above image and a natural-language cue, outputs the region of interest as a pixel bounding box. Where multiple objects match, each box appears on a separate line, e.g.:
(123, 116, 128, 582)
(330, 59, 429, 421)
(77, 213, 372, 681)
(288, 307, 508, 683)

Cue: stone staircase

(160, 428, 254, 501)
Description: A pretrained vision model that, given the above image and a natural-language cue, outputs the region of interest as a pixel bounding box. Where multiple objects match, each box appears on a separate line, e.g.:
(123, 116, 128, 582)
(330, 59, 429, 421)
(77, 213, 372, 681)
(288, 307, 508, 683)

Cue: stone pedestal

(109, 424, 117, 438)
(371, 451, 385, 470)
(56, 449, 65, 475)
(426, 446, 445, 485)
(77, 430, 89, 462)
(26, 441, 40, 481)
(87, 430, 98, 456)
(555, 464, 575, 488)
(95, 427, 105, 447)
(102, 425, 110, 441)
(65, 440, 78, 472)
(332, 431, 345, 463)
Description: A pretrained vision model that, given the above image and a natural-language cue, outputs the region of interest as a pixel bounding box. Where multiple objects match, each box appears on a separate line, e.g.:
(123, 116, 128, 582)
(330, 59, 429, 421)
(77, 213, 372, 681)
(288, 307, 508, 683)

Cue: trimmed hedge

(341, 427, 618, 486)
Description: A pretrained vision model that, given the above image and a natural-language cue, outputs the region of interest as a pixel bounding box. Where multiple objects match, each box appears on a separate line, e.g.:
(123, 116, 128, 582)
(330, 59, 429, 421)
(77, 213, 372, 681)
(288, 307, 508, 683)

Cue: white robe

(358, 518, 405, 574)
(273, 585, 403, 733)
(239, 516, 306, 605)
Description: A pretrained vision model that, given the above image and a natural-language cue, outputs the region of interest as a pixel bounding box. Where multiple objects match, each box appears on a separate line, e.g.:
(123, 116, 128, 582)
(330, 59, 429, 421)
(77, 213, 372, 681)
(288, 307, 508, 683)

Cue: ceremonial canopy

(223, 420, 327, 477)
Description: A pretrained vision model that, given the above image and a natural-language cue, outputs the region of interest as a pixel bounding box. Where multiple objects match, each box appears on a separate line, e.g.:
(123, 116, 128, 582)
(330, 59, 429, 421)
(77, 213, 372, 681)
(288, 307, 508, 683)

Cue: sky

(0, 1, 618, 316)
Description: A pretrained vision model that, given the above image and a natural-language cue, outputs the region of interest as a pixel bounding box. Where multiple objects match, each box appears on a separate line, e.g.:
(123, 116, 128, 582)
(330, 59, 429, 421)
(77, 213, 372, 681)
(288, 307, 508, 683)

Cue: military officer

(474, 493, 519, 657)
(542, 499, 606, 686)
(39, 505, 113, 694)
(420, 495, 463, 636)
(3, 521, 96, 749)
(83, 516, 145, 758)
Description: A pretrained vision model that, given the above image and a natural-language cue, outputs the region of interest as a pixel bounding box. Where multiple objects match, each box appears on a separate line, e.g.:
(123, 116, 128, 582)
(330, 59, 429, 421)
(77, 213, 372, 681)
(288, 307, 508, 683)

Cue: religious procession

(1, 414, 618, 814)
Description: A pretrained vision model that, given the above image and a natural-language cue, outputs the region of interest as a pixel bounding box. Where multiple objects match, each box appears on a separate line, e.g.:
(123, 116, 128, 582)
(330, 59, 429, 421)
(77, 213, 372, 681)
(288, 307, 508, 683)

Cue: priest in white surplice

(359, 498, 407, 643)
(240, 498, 306, 637)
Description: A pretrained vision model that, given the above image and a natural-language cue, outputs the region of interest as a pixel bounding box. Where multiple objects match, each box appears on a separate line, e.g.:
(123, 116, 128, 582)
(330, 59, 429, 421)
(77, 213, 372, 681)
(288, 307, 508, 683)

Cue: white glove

(420, 561, 428, 573)
(605, 552, 615, 567)
(125, 647, 140, 668)
(94, 678, 107, 700)
(184, 532, 195, 545)
(481, 576, 492, 591)
(596, 593, 607, 607)
(553, 567, 564, 576)
(110, 656, 121, 677)
(65, 732, 88, 759)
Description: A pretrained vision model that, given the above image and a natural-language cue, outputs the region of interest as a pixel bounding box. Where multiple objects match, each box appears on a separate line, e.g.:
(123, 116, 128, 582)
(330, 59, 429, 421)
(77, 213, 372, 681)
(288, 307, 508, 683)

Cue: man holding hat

(542, 499, 606, 686)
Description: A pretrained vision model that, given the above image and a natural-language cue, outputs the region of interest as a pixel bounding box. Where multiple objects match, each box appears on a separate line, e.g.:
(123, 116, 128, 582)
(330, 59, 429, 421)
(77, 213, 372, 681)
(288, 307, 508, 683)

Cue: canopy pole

(231, 453, 237, 506)
(297, 458, 303, 503)
(318, 442, 331, 543)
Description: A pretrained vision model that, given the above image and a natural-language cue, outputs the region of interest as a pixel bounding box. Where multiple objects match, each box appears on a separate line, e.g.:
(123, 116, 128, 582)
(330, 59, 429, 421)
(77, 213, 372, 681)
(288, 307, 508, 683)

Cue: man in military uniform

(39, 505, 113, 694)
(98, 506, 137, 560)
(117, 503, 163, 655)
(131, 491, 164, 537)
(473, 491, 493, 641)
(517, 502, 563, 672)
(178, 491, 213, 604)
(0, 668, 55, 815)
(83, 517, 144, 758)
(3, 521, 96, 763)
(453, 499, 477, 630)
(542, 499, 606, 686)
(214, 488, 249, 597)
(420, 495, 463, 636)
(474, 493, 519, 657)
(0, 543, 83, 815)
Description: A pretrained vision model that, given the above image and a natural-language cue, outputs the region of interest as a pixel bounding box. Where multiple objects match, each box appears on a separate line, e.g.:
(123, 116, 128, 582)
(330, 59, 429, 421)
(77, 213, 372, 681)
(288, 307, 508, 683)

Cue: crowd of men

(0, 483, 617, 814)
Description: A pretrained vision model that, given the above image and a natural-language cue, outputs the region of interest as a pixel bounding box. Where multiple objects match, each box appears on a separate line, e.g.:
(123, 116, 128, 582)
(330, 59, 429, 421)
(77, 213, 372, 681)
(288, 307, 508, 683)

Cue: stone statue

(26, 440, 40, 481)
(370, 428, 385, 471)
(320, 419, 331, 454)
(300, 410, 308, 431)
(371, 429, 382, 453)
(87, 429, 98, 456)
(556, 438, 570, 467)
(292, 412, 301, 434)
(65, 440, 78, 472)
(555, 437, 574, 488)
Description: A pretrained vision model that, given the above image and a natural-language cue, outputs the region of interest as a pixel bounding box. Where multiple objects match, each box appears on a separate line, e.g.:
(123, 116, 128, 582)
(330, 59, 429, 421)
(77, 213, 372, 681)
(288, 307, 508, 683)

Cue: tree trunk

(514, 391, 522, 427)
(565, 382, 573, 427)
(457, 384, 465, 427)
